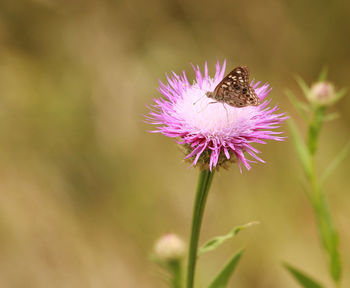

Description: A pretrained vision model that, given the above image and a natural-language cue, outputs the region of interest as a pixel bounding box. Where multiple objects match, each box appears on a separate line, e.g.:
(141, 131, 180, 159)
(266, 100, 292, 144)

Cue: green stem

(186, 169, 215, 288)
(307, 105, 325, 156)
(309, 154, 341, 286)
(306, 109, 341, 286)
(169, 260, 182, 288)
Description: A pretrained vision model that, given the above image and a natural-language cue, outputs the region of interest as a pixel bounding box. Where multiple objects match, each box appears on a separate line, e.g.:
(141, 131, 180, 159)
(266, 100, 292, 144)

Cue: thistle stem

(306, 108, 341, 286)
(169, 260, 182, 288)
(186, 169, 215, 288)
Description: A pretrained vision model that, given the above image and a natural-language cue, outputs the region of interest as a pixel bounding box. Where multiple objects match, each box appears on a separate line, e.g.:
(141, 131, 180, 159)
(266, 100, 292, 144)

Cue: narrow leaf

(199, 222, 258, 256)
(332, 88, 347, 104)
(321, 140, 350, 184)
(287, 119, 312, 178)
(209, 249, 244, 288)
(286, 89, 310, 121)
(295, 75, 311, 100)
(318, 67, 328, 81)
(284, 263, 324, 288)
(323, 113, 339, 122)
(330, 246, 342, 283)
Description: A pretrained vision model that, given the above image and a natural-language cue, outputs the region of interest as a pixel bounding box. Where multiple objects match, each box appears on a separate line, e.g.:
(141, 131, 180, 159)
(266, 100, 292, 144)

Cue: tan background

(0, 0, 349, 287)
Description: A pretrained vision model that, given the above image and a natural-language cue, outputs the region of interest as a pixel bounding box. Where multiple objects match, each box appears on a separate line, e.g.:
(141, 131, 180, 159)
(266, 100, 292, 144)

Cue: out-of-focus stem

(169, 260, 182, 288)
(307, 107, 341, 287)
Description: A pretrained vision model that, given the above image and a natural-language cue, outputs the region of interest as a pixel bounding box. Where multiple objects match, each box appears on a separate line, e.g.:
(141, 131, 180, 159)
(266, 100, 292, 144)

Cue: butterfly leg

(192, 94, 206, 106)
(222, 103, 229, 121)
(196, 101, 219, 113)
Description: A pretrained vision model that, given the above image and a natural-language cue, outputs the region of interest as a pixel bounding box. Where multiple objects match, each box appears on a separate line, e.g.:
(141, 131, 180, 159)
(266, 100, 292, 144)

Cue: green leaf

(284, 263, 324, 288)
(209, 249, 244, 288)
(287, 119, 312, 178)
(323, 112, 339, 122)
(321, 140, 350, 185)
(286, 89, 310, 121)
(330, 246, 342, 283)
(198, 222, 258, 256)
(295, 75, 311, 100)
(318, 67, 328, 81)
(332, 88, 347, 104)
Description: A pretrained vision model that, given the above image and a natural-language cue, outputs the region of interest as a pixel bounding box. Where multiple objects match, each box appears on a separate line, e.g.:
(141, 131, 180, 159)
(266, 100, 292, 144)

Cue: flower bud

(309, 82, 335, 106)
(154, 234, 185, 261)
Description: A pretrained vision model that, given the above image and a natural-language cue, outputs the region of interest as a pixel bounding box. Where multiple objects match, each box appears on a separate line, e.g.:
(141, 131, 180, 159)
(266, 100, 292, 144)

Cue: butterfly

(205, 66, 260, 108)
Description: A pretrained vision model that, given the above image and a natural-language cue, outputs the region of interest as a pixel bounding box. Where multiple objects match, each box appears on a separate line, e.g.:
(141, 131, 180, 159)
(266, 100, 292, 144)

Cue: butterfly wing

(213, 66, 259, 108)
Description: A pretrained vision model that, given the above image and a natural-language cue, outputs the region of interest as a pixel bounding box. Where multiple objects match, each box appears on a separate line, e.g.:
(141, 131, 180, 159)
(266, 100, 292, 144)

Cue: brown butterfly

(206, 66, 260, 108)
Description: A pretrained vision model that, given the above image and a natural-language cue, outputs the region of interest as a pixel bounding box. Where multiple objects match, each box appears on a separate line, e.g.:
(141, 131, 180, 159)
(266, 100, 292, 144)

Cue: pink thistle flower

(146, 60, 287, 172)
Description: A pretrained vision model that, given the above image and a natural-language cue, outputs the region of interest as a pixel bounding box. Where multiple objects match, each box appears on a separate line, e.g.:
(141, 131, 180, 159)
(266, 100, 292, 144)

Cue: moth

(206, 66, 260, 108)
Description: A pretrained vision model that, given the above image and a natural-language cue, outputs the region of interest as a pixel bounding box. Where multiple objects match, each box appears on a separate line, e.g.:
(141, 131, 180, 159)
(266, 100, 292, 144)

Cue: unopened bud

(154, 234, 185, 261)
(310, 82, 335, 106)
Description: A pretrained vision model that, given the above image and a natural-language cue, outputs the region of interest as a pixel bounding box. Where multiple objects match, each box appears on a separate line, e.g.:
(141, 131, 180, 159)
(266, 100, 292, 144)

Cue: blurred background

(0, 0, 349, 287)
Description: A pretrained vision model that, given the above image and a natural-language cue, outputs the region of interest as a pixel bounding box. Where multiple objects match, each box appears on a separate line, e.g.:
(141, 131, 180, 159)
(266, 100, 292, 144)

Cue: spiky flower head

(147, 60, 287, 171)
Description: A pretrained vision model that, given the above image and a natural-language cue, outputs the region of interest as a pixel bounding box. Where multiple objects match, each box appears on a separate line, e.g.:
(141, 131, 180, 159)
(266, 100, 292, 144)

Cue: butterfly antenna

(192, 94, 207, 106)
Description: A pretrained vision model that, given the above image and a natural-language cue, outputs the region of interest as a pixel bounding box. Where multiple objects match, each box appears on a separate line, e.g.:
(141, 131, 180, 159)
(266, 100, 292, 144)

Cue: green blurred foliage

(0, 0, 349, 287)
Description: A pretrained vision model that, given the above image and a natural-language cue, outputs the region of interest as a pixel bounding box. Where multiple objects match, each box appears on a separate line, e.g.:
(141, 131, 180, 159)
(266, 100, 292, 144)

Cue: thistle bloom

(147, 60, 287, 171)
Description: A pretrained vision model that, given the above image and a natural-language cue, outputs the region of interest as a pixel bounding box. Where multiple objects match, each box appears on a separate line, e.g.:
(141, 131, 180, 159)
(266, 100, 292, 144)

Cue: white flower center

(174, 82, 259, 137)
